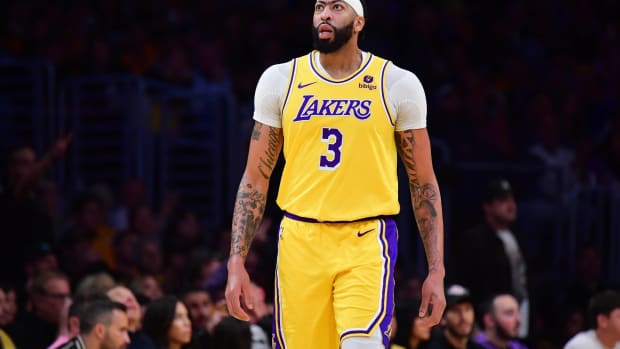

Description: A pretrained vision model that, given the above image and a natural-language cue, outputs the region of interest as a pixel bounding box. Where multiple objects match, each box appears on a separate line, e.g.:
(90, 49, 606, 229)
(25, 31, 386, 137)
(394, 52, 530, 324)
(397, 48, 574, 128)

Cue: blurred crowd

(1, 0, 620, 349)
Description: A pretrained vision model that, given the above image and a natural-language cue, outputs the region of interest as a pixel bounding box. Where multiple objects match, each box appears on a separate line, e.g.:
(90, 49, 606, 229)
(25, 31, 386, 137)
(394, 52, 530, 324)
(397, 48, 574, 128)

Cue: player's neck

(318, 41, 363, 79)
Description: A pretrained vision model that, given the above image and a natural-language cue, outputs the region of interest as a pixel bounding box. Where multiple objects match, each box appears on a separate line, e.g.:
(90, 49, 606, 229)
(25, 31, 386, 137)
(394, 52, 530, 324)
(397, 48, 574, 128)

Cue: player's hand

(225, 255, 254, 321)
(417, 270, 446, 328)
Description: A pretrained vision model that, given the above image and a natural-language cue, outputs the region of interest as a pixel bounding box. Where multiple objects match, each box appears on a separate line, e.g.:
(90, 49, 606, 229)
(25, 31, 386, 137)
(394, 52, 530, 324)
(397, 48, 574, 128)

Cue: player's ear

(354, 16, 365, 33)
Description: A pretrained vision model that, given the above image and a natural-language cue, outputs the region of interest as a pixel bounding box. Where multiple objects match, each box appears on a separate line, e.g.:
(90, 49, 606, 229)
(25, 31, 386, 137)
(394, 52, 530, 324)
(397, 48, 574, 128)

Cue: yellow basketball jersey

(278, 51, 399, 221)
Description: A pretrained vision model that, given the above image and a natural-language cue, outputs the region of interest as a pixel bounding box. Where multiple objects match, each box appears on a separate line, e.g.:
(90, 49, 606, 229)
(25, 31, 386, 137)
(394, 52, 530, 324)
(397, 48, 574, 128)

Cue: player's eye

(315, 4, 324, 12)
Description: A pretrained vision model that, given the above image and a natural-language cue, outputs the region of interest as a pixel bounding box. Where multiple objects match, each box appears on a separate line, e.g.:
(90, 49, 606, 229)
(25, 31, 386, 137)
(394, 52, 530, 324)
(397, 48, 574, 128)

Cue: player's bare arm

(226, 121, 283, 320)
(395, 128, 446, 326)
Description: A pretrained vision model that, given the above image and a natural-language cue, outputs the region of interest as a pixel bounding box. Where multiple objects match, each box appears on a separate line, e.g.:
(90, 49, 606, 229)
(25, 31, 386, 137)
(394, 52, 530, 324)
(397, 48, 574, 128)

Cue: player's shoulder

(383, 60, 423, 86)
(261, 60, 294, 81)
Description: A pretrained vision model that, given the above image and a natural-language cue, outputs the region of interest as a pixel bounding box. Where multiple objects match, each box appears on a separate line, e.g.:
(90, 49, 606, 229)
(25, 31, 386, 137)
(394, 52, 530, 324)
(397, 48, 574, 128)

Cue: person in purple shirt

(474, 294, 528, 349)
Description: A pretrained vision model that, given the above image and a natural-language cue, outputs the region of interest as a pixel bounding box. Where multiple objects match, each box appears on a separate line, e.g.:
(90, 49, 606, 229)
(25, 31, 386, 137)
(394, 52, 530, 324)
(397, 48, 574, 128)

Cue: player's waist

(283, 211, 396, 224)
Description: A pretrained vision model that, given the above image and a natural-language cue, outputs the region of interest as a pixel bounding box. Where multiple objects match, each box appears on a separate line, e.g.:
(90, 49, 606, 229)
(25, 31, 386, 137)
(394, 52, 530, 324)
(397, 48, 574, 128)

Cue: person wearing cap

(225, 0, 447, 348)
(563, 290, 620, 349)
(450, 178, 529, 337)
(426, 285, 485, 349)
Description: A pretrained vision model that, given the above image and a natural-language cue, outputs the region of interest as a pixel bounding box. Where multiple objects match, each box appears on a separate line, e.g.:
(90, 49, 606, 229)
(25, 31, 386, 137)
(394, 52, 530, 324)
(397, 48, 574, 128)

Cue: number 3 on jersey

(319, 127, 343, 170)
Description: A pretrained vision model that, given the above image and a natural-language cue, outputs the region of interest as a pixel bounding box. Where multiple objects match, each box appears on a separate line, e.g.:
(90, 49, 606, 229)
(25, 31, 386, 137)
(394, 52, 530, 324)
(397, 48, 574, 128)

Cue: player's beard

(312, 20, 354, 53)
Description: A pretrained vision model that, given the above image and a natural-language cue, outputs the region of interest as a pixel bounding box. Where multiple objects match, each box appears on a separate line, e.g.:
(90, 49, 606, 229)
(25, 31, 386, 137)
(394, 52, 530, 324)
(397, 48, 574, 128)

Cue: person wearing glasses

(7, 270, 72, 349)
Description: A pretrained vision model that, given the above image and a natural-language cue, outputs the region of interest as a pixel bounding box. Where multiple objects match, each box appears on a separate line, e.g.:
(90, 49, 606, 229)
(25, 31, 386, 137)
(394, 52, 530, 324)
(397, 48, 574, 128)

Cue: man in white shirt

(564, 290, 620, 349)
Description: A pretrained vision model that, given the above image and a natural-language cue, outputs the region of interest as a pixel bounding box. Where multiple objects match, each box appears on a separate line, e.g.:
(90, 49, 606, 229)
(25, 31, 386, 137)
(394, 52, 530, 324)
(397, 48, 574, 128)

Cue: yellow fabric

(273, 216, 394, 348)
(278, 51, 399, 221)
(0, 329, 16, 349)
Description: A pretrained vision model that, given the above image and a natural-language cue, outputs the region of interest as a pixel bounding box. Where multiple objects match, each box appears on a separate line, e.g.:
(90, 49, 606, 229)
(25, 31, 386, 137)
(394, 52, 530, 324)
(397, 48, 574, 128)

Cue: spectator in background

(427, 285, 484, 349)
(162, 208, 205, 258)
(564, 244, 611, 314)
(106, 285, 153, 349)
(74, 272, 117, 302)
(58, 299, 130, 349)
(0, 283, 17, 329)
(142, 296, 192, 349)
(0, 135, 71, 287)
(180, 287, 219, 348)
(23, 242, 60, 289)
(209, 316, 251, 349)
(48, 297, 86, 349)
(474, 294, 528, 349)
(129, 275, 163, 303)
(563, 290, 620, 349)
(113, 233, 140, 283)
(0, 285, 17, 349)
(59, 193, 115, 280)
(109, 179, 147, 233)
(8, 270, 72, 349)
(134, 238, 164, 280)
(451, 178, 529, 337)
(391, 298, 432, 349)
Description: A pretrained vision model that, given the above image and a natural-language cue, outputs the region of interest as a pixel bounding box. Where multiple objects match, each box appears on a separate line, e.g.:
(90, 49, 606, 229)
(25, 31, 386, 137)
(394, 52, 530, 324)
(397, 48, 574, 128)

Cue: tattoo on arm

(230, 180, 266, 258)
(254, 123, 282, 180)
(230, 123, 282, 259)
(395, 130, 442, 272)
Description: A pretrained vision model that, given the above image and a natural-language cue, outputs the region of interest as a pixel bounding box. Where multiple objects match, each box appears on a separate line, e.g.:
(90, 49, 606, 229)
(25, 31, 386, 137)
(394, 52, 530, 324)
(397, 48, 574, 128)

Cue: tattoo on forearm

(395, 130, 442, 271)
(255, 124, 282, 180)
(231, 179, 266, 258)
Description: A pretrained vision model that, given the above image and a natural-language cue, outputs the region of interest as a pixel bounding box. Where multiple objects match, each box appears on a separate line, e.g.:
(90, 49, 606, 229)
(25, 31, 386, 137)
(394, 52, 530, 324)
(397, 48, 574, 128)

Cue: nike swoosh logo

(297, 81, 317, 89)
(357, 228, 375, 237)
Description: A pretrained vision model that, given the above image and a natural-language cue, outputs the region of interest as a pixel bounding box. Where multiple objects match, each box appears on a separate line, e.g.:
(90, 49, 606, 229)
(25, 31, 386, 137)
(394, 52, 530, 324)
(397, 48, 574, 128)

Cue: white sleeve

(252, 62, 292, 128)
(385, 64, 427, 131)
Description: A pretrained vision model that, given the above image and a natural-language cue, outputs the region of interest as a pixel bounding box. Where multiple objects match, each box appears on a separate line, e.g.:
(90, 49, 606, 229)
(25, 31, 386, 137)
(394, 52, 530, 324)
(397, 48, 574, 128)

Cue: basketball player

(225, 1, 446, 348)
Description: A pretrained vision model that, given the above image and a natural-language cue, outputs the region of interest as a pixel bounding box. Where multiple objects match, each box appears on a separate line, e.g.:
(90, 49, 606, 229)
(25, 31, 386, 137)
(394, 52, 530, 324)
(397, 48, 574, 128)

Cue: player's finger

(242, 282, 254, 310)
(418, 294, 430, 318)
(226, 285, 250, 321)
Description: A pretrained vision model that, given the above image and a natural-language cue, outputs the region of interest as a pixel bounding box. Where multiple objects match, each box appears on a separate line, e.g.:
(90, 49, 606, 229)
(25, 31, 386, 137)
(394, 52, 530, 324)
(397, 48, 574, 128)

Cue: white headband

(318, 0, 364, 17)
(343, 0, 364, 17)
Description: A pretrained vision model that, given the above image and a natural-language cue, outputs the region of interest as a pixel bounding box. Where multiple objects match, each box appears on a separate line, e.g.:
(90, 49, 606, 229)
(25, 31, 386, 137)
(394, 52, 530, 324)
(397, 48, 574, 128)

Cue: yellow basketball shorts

(272, 214, 398, 348)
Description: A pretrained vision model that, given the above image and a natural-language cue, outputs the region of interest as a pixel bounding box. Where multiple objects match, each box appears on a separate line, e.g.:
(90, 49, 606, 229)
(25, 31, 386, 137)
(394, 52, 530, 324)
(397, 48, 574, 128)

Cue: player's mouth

(318, 23, 335, 39)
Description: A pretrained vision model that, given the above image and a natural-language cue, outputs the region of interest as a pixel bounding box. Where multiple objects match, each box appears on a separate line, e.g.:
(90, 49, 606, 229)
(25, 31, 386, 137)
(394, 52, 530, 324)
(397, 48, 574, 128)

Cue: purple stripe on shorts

(340, 218, 398, 345)
(273, 268, 286, 349)
(380, 218, 398, 348)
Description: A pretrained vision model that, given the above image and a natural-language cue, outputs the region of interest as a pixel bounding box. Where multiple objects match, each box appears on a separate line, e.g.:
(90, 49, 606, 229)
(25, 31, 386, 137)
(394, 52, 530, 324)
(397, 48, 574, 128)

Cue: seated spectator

(0, 285, 16, 349)
(75, 272, 117, 302)
(58, 299, 130, 349)
(427, 285, 484, 349)
(474, 294, 528, 349)
(0, 282, 17, 328)
(142, 296, 192, 349)
(391, 298, 432, 349)
(59, 193, 116, 280)
(48, 296, 90, 349)
(106, 285, 153, 349)
(180, 287, 220, 348)
(129, 274, 163, 303)
(8, 270, 71, 349)
(209, 316, 251, 349)
(563, 290, 620, 349)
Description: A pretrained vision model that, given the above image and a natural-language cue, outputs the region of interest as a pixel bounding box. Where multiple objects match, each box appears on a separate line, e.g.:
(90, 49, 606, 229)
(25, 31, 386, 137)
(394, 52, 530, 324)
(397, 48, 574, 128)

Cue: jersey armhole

(280, 58, 298, 116)
(380, 60, 397, 127)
